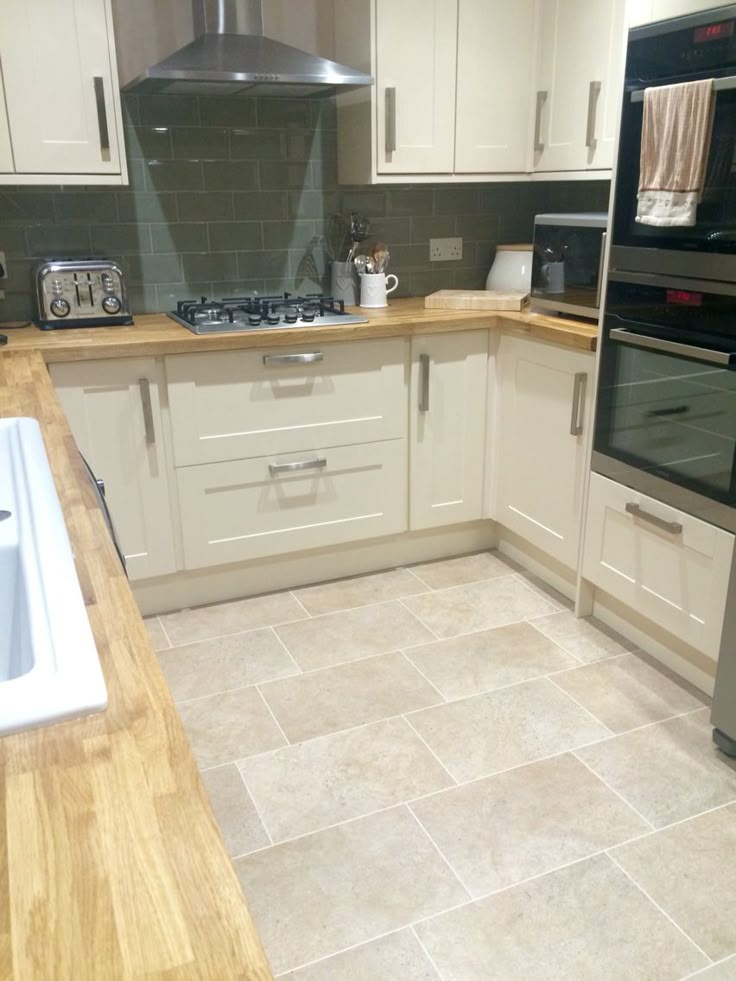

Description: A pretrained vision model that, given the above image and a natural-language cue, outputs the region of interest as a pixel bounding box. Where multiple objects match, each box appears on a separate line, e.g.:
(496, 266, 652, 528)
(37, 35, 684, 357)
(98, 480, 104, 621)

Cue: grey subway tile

(146, 160, 204, 191)
(90, 223, 151, 255)
(124, 125, 173, 160)
(182, 251, 238, 283)
(151, 222, 209, 253)
(230, 128, 284, 160)
(172, 126, 229, 160)
(208, 221, 263, 252)
(257, 98, 311, 128)
(0, 193, 55, 223)
(233, 190, 288, 220)
(139, 95, 199, 126)
(287, 189, 340, 219)
(53, 192, 118, 224)
(178, 191, 233, 221)
(263, 220, 317, 250)
(117, 190, 178, 223)
(199, 96, 257, 127)
(124, 252, 182, 284)
(411, 215, 456, 242)
(237, 250, 290, 280)
(258, 161, 312, 191)
(27, 225, 91, 255)
(340, 189, 387, 217)
(434, 186, 480, 215)
(386, 188, 433, 216)
(203, 160, 259, 191)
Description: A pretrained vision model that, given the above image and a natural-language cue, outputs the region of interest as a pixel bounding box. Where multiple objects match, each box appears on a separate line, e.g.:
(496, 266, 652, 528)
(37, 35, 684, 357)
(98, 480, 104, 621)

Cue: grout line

(230, 762, 274, 848)
(402, 715, 459, 786)
(397, 596, 442, 641)
(605, 851, 714, 965)
(403, 565, 435, 590)
(267, 625, 303, 676)
(410, 924, 448, 981)
(681, 954, 735, 979)
(288, 590, 312, 619)
(154, 615, 174, 649)
(603, 798, 736, 852)
(545, 649, 639, 677)
(571, 750, 656, 832)
(172, 666, 302, 707)
(398, 650, 448, 703)
(572, 704, 709, 745)
(254, 684, 291, 746)
(525, 615, 637, 665)
(156, 611, 309, 650)
(546, 675, 616, 737)
(405, 805, 474, 899)
(511, 572, 569, 612)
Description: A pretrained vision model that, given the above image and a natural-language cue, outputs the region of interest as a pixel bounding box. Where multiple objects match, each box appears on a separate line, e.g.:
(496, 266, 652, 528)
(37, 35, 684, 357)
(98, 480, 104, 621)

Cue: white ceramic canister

(359, 272, 399, 309)
(485, 244, 534, 292)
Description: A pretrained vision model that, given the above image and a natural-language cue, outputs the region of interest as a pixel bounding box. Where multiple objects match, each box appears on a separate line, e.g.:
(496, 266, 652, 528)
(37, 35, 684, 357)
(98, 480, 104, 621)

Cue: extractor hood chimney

(124, 0, 373, 97)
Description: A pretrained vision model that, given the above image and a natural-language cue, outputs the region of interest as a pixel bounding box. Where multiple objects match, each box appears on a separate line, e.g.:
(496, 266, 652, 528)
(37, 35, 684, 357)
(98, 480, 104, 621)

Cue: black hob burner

(169, 293, 368, 334)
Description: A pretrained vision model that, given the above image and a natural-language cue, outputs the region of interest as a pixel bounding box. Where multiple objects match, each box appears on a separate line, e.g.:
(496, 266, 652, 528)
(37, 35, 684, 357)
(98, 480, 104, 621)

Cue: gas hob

(169, 293, 368, 334)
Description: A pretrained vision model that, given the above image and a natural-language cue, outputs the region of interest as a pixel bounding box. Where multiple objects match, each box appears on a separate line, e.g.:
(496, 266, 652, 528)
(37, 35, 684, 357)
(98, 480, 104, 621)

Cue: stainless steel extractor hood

(123, 0, 373, 97)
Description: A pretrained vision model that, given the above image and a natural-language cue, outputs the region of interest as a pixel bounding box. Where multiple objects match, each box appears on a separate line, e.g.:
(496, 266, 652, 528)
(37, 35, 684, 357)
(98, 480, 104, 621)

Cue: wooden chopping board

(425, 289, 529, 311)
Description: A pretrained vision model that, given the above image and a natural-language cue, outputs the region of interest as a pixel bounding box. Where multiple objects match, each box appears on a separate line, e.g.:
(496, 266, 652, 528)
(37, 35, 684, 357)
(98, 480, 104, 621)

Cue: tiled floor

(145, 550, 736, 980)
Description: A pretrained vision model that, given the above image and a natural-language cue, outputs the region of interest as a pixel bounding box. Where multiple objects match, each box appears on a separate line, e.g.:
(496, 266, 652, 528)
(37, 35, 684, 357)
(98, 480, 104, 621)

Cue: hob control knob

(102, 295, 122, 314)
(50, 297, 71, 318)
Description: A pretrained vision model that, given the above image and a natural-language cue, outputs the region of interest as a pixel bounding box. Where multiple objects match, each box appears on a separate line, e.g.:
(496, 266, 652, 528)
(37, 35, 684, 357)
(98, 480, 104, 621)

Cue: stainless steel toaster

(34, 259, 133, 329)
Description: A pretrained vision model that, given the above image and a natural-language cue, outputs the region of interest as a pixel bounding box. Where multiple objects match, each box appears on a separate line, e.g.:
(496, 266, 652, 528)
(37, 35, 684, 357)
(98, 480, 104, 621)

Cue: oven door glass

(595, 321, 736, 506)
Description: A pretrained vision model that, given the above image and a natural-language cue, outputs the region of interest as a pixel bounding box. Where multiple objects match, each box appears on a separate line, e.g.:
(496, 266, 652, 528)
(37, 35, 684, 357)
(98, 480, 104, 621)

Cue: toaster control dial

(50, 297, 71, 318)
(102, 295, 122, 315)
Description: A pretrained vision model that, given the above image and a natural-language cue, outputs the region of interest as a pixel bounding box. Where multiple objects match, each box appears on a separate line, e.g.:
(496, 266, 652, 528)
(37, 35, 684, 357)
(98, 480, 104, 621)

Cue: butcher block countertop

(2, 297, 598, 360)
(0, 350, 273, 980)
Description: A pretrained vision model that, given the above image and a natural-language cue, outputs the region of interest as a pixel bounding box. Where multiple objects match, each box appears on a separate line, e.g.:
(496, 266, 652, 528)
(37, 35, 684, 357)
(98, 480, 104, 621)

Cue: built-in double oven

(593, 4, 736, 534)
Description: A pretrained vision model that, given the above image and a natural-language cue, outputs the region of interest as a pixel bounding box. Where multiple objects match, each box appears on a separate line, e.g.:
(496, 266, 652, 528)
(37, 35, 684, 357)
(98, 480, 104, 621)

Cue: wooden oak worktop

(2, 297, 598, 360)
(0, 350, 273, 980)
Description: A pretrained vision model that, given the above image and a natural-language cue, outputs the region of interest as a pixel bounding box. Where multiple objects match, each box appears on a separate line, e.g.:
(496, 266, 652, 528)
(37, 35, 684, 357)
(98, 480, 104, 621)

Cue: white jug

(359, 272, 399, 308)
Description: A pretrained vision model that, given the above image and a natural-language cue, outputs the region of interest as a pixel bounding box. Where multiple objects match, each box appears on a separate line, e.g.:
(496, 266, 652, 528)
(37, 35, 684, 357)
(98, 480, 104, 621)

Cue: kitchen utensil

(373, 247, 390, 273)
(350, 212, 370, 243)
(485, 244, 533, 292)
(33, 259, 133, 329)
(331, 261, 359, 305)
(326, 213, 349, 262)
(425, 289, 529, 311)
(354, 255, 371, 276)
(360, 272, 399, 308)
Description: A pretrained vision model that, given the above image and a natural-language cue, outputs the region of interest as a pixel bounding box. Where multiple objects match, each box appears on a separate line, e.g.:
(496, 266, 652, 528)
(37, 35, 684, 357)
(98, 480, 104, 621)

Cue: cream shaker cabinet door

(533, 0, 625, 172)
(494, 336, 593, 568)
(0, 0, 122, 175)
(410, 331, 488, 530)
(50, 359, 177, 581)
(375, 0, 458, 174)
(0, 76, 13, 174)
(455, 0, 536, 173)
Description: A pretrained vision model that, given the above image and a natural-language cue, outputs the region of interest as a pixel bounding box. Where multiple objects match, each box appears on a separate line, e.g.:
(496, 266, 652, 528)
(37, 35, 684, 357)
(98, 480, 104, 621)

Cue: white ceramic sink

(0, 417, 107, 735)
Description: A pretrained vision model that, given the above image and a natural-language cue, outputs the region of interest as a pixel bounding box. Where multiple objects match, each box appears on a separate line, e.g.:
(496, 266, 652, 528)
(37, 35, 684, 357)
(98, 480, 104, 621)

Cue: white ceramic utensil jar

(486, 244, 533, 292)
(360, 272, 399, 308)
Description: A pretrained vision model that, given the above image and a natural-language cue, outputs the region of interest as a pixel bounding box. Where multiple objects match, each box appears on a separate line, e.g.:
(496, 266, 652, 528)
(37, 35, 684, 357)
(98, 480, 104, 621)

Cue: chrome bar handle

(385, 86, 397, 156)
(534, 90, 548, 152)
(269, 457, 327, 476)
(93, 76, 111, 161)
(595, 232, 607, 310)
(138, 378, 155, 446)
(262, 352, 324, 366)
(419, 353, 430, 413)
(625, 502, 683, 536)
(609, 328, 733, 366)
(569, 372, 587, 436)
(586, 80, 602, 148)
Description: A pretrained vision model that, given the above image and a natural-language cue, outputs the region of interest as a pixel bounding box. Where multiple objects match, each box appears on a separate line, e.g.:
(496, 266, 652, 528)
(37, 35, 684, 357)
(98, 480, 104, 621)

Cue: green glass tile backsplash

(0, 94, 610, 320)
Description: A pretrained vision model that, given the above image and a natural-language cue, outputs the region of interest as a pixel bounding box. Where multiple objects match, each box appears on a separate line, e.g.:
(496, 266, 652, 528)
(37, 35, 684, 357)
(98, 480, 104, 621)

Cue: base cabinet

(409, 331, 488, 530)
(50, 358, 177, 581)
(583, 473, 735, 659)
(494, 335, 594, 569)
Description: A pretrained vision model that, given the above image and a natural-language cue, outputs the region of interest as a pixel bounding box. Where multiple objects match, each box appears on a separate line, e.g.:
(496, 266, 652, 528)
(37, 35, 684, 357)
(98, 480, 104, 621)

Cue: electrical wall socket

(429, 237, 463, 262)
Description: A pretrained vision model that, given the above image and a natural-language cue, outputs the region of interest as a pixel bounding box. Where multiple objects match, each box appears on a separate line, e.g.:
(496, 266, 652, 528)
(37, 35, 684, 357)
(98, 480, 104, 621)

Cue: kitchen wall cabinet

(0, 88, 13, 175)
(0, 0, 127, 185)
(583, 472, 735, 660)
(410, 331, 488, 530)
(533, 0, 626, 174)
(50, 359, 176, 581)
(493, 335, 594, 569)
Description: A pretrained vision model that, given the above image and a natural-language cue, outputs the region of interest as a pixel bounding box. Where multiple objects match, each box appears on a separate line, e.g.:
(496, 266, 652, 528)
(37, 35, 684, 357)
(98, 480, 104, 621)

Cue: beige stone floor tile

(404, 621, 577, 700)
(234, 806, 467, 975)
(260, 652, 443, 743)
(143, 616, 170, 651)
(157, 628, 299, 702)
(159, 590, 307, 646)
(200, 763, 270, 858)
(530, 610, 636, 663)
(412, 753, 649, 896)
(512, 570, 574, 611)
(239, 717, 453, 842)
(177, 687, 286, 769)
(552, 652, 706, 734)
(409, 551, 516, 590)
(577, 709, 736, 828)
(612, 804, 736, 961)
(277, 929, 441, 980)
(684, 956, 736, 979)
(274, 601, 434, 672)
(415, 854, 708, 980)
(293, 568, 429, 616)
(402, 576, 558, 639)
(407, 677, 610, 782)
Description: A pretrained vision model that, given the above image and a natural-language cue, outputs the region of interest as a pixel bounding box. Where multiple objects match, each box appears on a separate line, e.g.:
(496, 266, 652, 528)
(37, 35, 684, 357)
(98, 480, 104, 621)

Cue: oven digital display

(666, 289, 703, 306)
(693, 22, 734, 43)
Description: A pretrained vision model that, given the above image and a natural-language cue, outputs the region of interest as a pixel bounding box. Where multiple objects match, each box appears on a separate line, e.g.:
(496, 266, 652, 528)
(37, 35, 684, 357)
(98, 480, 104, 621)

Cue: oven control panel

(34, 260, 133, 329)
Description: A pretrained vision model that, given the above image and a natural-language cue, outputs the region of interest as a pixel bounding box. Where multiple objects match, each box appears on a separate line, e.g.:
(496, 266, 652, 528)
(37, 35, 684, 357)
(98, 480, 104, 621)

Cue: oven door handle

(630, 74, 736, 102)
(609, 328, 734, 366)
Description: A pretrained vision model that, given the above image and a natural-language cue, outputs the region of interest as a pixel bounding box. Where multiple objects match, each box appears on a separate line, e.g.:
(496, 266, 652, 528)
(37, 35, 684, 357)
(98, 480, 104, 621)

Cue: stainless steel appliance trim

(93, 76, 111, 160)
(570, 372, 587, 436)
(596, 231, 608, 309)
(138, 378, 156, 445)
(531, 296, 600, 320)
(586, 80, 602, 147)
(609, 327, 733, 365)
(262, 352, 324, 366)
(269, 457, 327, 475)
(609, 268, 736, 296)
(625, 501, 683, 535)
(534, 213, 608, 228)
(630, 74, 736, 102)
(611, 246, 736, 284)
(419, 353, 430, 412)
(591, 451, 736, 533)
(534, 90, 547, 152)
(385, 86, 397, 155)
(631, 3, 736, 41)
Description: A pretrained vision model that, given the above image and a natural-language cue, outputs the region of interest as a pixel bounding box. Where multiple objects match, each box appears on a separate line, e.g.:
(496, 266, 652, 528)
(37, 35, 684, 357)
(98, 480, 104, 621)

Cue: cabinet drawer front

(166, 339, 408, 466)
(583, 472, 734, 658)
(176, 440, 408, 569)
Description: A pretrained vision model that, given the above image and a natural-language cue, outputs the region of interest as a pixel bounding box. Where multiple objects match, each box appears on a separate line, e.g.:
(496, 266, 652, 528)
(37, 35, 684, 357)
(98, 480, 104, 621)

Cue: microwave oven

(531, 212, 608, 320)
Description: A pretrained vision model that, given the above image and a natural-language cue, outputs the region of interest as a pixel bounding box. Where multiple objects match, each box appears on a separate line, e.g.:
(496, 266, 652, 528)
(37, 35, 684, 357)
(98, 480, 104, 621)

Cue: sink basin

(0, 417, 107, 735)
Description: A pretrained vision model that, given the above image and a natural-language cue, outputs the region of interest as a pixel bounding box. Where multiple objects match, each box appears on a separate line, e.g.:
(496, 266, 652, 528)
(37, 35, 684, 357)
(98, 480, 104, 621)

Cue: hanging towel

(637, 78, 715, 227)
